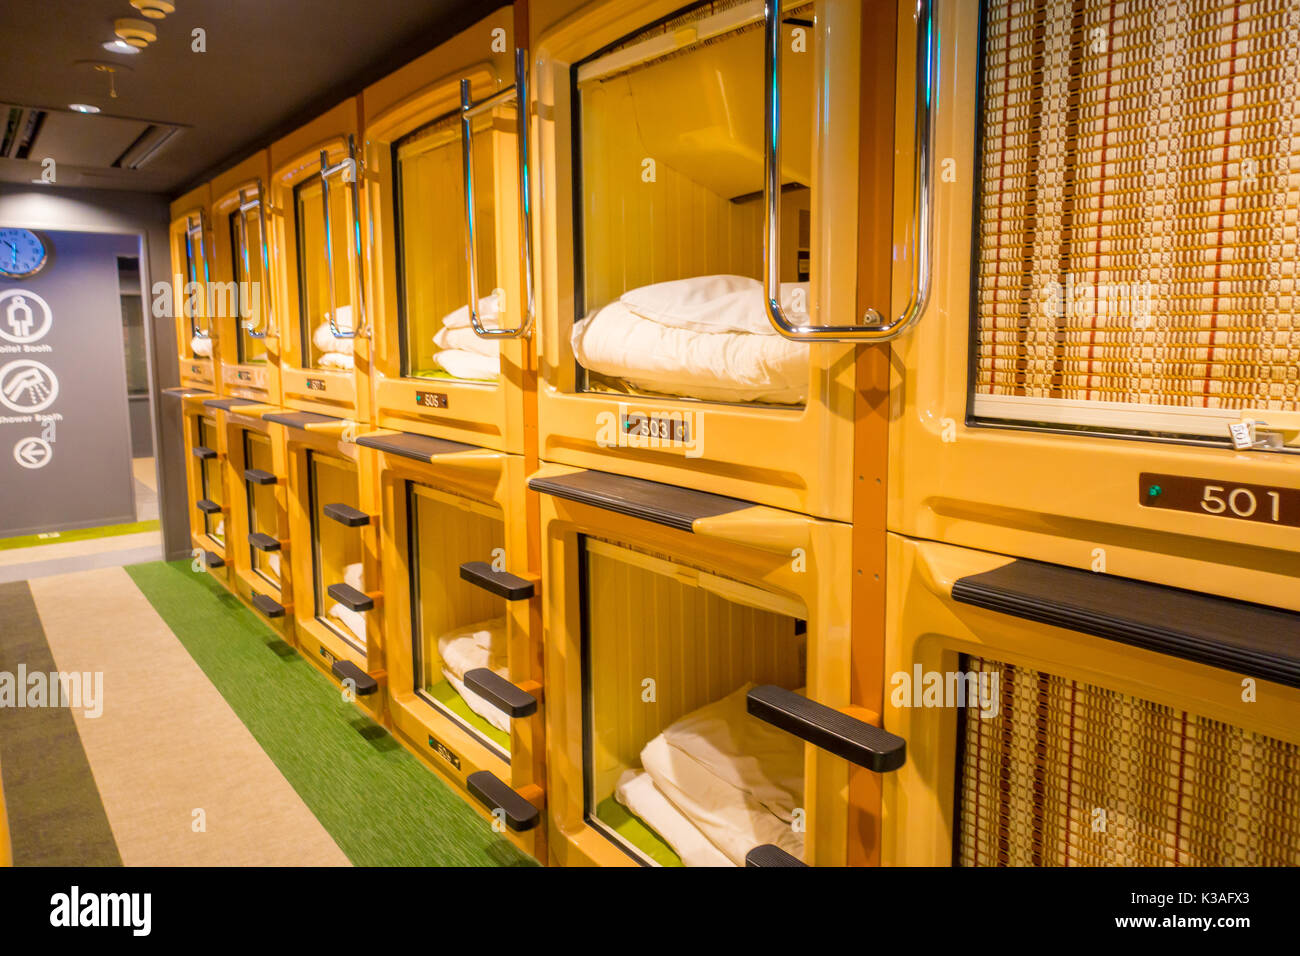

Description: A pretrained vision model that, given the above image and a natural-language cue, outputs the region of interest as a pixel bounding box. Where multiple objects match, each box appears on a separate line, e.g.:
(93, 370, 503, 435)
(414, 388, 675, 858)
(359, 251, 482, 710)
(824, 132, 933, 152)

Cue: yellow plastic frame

(529, 0, 863, 521)
(269, 99, 371, 422)
(179, 394, 231, 587)
(168, 184, 217, 392)
(534, 460, 856, 866)
(373, 442, 544, 859)
(364, 7, 530, 452)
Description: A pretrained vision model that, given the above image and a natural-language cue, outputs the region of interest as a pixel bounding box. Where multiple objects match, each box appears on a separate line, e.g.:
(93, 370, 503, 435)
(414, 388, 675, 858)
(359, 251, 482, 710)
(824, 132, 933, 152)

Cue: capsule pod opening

(364, 6, 529, 452)
(882, 535, 1300, 866)
(534, 463, 883, 866)
(366, 432, 544, 858)
(210, 152, 281, 405)
(217, 402, 294, 634)
(276, 411, 383, 703)
(168, 184, 216, 391)
(270, 99, 371, 421)
(533, 0, 867, 519)
(180, 400, 228, 577)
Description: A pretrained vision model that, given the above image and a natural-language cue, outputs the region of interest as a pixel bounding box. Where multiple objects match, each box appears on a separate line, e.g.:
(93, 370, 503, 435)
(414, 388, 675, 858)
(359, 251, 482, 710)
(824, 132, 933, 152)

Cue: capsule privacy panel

(408, 483, 509, 754)
(309, 452, 365, 649)
(197, 416, 223, 543)
(956, 654, 1300, 866)
(973, 0, 1300, 425)
(295, 175, 356, 371)
(229, 207, 269, 365)
(244, 431, 279, 586)
(582, 537, 805, 813)
(571, 1, 814, 405)
(394, 112, 507, 381)
(179, 218, 209, 353)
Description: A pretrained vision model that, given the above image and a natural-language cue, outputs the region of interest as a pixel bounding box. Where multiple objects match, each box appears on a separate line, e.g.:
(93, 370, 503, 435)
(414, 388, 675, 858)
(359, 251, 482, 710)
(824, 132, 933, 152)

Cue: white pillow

(433, 348, 499, 381)
(191, 334, 213, 357)
(619, 275, 810, 336)
(313, 312, 355, 355)
(440, 288, 505, 330)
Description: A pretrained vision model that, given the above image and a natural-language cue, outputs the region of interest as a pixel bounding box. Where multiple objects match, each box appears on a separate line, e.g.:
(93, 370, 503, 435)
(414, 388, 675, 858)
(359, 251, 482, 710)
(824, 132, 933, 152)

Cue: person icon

(6, 296, 34, 339)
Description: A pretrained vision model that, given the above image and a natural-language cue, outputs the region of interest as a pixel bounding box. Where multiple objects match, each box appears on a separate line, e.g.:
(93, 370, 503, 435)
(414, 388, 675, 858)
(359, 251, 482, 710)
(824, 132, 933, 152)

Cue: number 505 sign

(1140, 473, 1299, 528)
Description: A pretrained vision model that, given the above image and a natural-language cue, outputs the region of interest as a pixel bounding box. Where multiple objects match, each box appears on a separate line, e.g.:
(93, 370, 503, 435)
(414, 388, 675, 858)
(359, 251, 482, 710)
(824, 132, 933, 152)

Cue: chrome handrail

(459, 47, 535, 339)
(238, 182, 277, 339)
(319, 134, 367, 339)
(763, 0, 935, 341)
(185, 210, 212, 338)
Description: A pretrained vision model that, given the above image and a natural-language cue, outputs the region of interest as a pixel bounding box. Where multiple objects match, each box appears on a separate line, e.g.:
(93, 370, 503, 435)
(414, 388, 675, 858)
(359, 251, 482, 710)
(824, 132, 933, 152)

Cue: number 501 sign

(1140, 472, 1299, 528)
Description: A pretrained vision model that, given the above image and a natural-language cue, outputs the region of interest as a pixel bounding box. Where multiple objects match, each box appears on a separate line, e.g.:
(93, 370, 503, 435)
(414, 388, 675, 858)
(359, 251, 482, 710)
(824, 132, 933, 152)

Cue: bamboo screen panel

(957, 654, 1300, 866)
(974, 0, 1300, 414)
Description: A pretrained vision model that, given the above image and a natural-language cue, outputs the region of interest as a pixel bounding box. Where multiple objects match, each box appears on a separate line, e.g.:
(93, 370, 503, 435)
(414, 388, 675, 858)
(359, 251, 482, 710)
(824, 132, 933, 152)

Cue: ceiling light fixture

(69, 103, 101, 114)
(114, 17, 158, 48)
(102, 39, 141, 55)
(130, 0, 175, 18)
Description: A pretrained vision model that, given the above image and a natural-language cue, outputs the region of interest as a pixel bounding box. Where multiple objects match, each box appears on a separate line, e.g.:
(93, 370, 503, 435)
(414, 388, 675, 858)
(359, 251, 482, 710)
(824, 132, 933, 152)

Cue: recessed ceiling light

(102, 39, 141, 55)
(69, 103, 101, 114)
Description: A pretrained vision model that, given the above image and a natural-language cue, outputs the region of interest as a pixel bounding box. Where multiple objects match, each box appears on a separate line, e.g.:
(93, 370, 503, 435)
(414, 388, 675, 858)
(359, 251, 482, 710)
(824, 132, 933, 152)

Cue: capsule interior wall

(408, 483, 511, 756)
(580, 536, 806, 867)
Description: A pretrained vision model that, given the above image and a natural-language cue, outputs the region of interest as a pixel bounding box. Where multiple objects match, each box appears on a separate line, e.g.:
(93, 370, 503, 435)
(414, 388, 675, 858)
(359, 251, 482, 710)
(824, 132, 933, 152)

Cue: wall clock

(0, 229, 49, 279)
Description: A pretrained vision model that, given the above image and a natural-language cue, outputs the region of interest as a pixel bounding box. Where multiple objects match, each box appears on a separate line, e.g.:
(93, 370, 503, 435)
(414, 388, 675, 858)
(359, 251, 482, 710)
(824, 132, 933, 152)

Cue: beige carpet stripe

(27, 566, 350, 867)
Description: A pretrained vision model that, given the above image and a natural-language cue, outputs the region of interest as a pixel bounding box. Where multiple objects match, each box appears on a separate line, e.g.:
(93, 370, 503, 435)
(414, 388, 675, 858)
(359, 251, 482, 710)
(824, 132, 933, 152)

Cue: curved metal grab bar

(184, 210, 213, 338)
(318, 134, 367, 340)
(459, 47, 535, 339)
(237, 182, 276, 339)
(764, 0, 935, 341)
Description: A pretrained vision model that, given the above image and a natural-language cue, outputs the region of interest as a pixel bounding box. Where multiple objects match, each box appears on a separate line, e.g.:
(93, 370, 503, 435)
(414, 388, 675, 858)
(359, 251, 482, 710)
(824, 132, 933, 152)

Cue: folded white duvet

(572, 300, 808, 404)
(434, 324, 500, 358)
(437, 617, 508, 681)
(440, 288, 505, 330)
(639, 682, 805, 865)
(621, 275, 811, 336)
(433, 348, 498, 381)
(327, 602, 367, 646)
(191, 334, 213, 358)
(614, 770, 732, 867)
(437, 617, 511, 731)
(318, 351, 354, 370)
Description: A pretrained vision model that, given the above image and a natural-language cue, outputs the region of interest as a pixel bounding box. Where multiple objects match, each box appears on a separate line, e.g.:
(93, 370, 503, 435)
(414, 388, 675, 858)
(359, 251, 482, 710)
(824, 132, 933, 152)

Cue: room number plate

(1139, 473, 1298, 527)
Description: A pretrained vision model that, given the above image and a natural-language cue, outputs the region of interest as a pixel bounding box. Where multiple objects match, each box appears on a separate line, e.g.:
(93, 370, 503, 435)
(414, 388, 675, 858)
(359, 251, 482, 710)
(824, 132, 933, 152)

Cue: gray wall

(0, 231, 138, 535)
(0, 185, 188, 557)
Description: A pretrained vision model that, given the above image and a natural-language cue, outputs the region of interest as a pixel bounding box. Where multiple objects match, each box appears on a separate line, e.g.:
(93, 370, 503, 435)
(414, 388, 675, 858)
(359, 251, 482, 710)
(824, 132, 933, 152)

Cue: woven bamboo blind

(957, 655, 1300, 866)
(974, 0, 1300, 412)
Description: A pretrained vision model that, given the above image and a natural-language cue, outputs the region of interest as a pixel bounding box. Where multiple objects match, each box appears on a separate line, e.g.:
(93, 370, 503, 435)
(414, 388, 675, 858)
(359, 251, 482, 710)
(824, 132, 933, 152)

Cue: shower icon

(0, 359, 59, 412)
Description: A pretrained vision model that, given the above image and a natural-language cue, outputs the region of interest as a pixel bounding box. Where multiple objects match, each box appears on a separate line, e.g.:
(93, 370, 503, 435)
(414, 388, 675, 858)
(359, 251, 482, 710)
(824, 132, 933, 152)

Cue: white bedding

(436, 617, 511, 732)
(327, 602, 367, 646)
(440, 288, 505, 330)
(190, 334, 213, 358)
(434, 324, 499, 358)
(618, 682, 805, 866)
(433, 348, 498, 381)
(317, 351, 354, 370)
(621, 275, 810, 336)
(313, 306, 356, 355)
(614, 770, 732, 867)
(572, 299, 808, 404)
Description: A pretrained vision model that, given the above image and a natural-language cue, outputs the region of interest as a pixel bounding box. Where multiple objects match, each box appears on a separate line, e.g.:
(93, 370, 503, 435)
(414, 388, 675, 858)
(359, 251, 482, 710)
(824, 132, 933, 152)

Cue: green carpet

(126, 560, 535, 867)
(0, 520, 160, 552)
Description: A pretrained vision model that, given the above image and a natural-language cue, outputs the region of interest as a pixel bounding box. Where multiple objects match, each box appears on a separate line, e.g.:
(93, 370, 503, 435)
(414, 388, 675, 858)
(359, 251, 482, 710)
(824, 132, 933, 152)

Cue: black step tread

(202, 551, 224, 569)
(192, 445, 217, 460)
(528, 468, 753, 533)
(355, 430, 477, 462)
(459, 561, 534, 601)
(248, 532, 280, 552)
(326, 582, 373, 612)
(323, 502, 370, 527)
(745, 844, 807, 867)
(952, 558, 1300, 690)
(250, 591, 284, 619)
(331, 659, 379, 696)
(163, 387, 211, 399)
(465, 771, 539, 832)
(203, 397, 260, 410)
(746, 685, 906, 773)
(196, 498, 222, 514)
(463, 667, 537, 718)
(244, 468, 277, 485)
